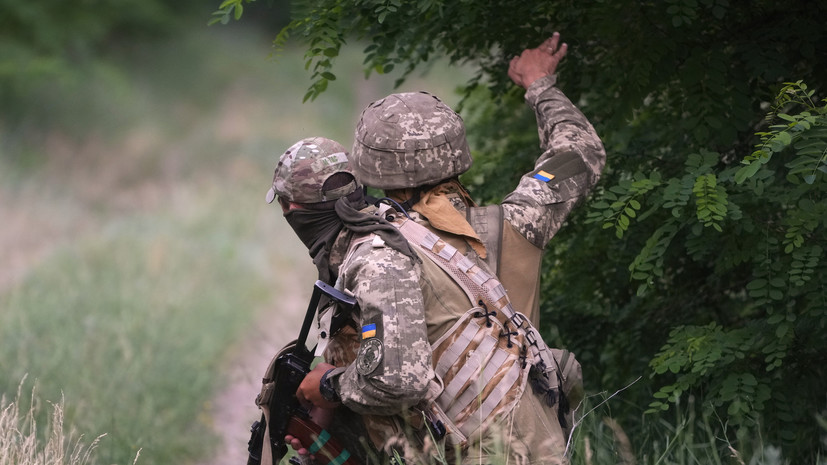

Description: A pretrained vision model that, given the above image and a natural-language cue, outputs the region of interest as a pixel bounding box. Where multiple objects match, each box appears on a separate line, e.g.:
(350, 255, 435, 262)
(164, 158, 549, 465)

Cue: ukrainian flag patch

(533, 170, 555, 183)
(361, 323, 377, 339)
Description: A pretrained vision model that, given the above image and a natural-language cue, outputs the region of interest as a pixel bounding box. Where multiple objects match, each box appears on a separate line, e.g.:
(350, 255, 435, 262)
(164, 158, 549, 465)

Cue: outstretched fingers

(541, 32, 567, 61)
(541, 32, 560, 54)
(507, 31, 569, 88)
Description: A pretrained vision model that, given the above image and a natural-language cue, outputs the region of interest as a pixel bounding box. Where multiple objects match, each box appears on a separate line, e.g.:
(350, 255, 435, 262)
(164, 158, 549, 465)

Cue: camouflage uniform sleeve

(502, 74, 607, 248)
(335, 240, 432, 415)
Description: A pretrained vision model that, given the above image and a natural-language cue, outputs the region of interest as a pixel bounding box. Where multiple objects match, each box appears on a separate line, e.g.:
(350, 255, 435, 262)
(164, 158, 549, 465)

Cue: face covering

(284, 208, 344, 283)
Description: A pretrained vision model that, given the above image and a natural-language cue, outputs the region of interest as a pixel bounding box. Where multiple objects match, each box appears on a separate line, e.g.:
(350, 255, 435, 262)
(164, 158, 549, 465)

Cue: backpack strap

(392, 216, 560, 389)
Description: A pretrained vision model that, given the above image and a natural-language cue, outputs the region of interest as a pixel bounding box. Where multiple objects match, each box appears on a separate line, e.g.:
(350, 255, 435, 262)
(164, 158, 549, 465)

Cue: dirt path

(197, 250, 316, 465)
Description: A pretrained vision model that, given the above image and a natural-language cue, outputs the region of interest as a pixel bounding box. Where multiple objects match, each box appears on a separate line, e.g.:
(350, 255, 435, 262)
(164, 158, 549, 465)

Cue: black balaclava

(284, 189, 419, 283)
(283, 208, 344, 284)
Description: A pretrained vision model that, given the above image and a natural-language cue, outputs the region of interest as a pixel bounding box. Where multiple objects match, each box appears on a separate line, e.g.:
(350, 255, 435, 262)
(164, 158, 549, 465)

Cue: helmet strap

(397, 189, 422, 213)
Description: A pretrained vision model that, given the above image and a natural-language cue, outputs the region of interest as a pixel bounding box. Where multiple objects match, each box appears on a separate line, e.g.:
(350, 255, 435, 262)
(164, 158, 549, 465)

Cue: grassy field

(0, 21, 467, 465)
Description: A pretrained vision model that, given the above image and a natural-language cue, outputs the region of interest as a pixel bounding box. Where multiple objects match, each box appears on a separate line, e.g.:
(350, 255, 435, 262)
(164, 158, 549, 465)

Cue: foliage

(216, 0, 827, 461)
(632, 82, 827, 450)
(0, 0, 219, 130)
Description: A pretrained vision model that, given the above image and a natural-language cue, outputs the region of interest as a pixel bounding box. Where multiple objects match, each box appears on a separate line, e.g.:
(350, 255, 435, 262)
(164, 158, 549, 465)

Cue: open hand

(508, 32, 568, 89)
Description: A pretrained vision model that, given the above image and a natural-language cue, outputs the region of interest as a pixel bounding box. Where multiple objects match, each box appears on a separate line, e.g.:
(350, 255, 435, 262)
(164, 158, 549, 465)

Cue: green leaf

(735, 161, 761, 184)
(777, 131, 793, 145)
(741, 374, 757, 386)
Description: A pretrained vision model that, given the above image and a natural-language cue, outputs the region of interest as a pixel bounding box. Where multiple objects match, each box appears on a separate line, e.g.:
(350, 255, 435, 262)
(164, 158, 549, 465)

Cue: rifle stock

(285, 416, 359, 465)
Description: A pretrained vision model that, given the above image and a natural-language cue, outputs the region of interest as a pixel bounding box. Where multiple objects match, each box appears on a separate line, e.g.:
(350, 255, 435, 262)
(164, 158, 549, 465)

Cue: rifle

(247, 280, 360, 465)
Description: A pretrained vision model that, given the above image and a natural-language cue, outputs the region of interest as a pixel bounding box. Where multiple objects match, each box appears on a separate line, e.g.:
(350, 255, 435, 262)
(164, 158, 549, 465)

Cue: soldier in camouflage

(266, 136, 431, 463)
(351, 32, 605, 328)
(345, 31, 604, 463)
(272, 32, 605, 465)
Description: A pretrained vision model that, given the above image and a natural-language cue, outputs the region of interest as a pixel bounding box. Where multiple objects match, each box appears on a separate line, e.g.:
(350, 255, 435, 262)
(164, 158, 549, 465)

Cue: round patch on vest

(356, 338, 383, 376)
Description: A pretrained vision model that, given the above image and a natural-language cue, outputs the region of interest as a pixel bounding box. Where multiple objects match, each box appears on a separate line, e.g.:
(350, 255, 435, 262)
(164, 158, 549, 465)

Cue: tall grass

(566, 391, 821, 465)
(0, 378, 136, 465)
(0, 19, 468, 465)
(0, 203, 273, 463)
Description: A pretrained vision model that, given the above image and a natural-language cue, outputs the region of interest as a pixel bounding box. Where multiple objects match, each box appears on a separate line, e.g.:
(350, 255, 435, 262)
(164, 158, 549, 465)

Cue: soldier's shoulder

(344, 235, 415, 273)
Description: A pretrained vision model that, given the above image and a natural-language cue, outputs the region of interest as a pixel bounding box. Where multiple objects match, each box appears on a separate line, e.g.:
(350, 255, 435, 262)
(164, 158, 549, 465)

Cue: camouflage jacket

(326, 74, 605, 415)
(495, 73, 606, 323)
(504, 73, 605, 246)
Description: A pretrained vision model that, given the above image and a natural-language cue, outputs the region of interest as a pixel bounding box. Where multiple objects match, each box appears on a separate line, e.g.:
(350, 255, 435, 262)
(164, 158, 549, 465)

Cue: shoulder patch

(532, 170, 555, 183)
(533, 152, 588, 184)
(356, 338, 384, 375)
(361, 323, 377, 339)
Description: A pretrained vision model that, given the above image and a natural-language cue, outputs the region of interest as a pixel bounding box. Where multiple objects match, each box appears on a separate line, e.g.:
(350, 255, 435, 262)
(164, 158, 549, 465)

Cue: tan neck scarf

(410, 180, 487, 258)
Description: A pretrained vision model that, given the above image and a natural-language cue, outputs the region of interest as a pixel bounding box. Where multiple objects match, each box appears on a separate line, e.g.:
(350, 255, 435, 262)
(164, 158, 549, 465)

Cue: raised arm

(502, 33, 607, 248)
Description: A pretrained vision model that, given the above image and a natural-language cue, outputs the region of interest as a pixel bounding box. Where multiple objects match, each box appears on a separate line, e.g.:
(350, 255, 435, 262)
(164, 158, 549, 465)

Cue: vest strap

(394, 217, 560, 387)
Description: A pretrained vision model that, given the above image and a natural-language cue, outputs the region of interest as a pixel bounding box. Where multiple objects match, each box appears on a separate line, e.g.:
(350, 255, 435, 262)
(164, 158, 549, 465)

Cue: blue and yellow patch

(361, 323, 377, 339)
(533, 170, 555, 183)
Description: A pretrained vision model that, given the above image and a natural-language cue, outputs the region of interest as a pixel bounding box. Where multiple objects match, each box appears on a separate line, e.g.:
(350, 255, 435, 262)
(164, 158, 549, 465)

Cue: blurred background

(0, 2, 467, 463)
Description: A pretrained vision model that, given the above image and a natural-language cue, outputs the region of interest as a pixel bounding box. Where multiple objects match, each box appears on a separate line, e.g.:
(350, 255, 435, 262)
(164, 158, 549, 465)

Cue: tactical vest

(321, 207, 583, 453)
(391, 208, 569, 442)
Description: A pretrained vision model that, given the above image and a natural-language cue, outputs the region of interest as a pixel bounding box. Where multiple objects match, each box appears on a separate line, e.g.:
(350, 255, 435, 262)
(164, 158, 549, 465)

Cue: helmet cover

(351, 91, 472, 189)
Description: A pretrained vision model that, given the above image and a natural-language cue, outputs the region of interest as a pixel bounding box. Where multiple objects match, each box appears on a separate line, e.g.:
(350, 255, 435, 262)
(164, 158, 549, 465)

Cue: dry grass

(0, 377, 140, 465)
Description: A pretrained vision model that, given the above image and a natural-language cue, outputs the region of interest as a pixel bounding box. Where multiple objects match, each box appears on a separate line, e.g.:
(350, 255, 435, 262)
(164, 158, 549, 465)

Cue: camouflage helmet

(265, 137, 359, 205)
(351, 91, 472, 190)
